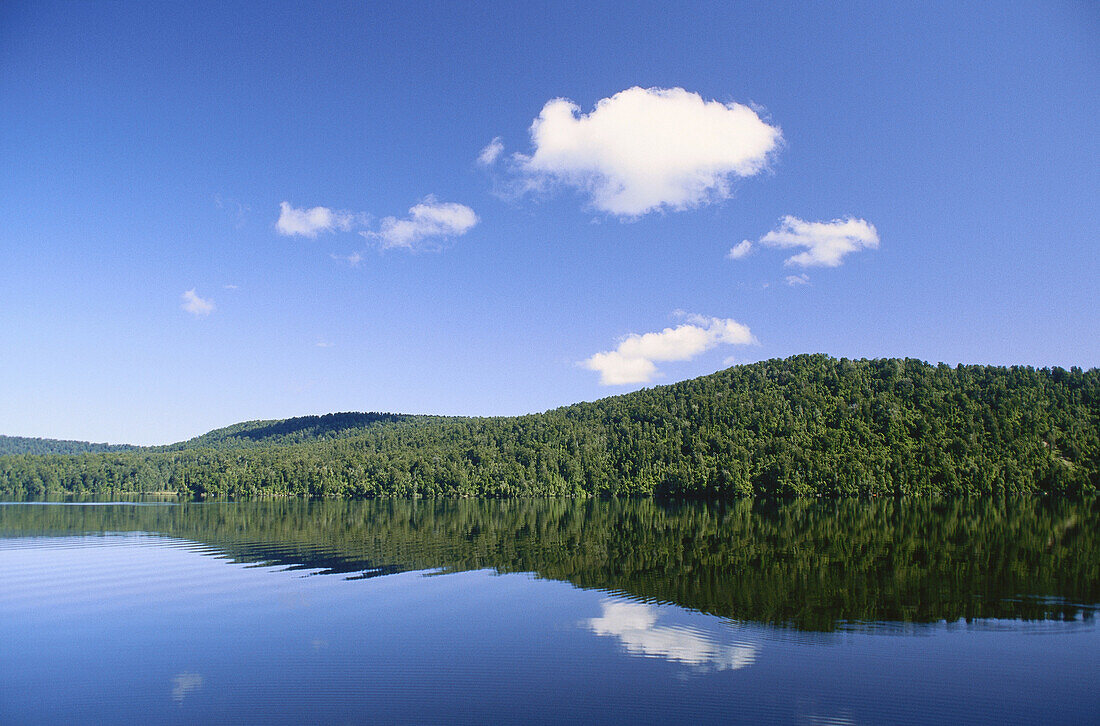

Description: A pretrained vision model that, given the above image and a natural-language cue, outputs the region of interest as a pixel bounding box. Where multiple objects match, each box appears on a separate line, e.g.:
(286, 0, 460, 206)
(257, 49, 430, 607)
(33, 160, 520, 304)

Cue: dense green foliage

(0, 435, 134, 456)
(3, 497, 1095, 630)
(1, 355, 1097, 498)
(159, 411, 420, 450)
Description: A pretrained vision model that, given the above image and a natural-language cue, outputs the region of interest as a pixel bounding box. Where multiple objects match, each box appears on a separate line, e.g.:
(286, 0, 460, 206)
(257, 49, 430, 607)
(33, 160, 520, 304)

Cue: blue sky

(1, 1, 1097, 445)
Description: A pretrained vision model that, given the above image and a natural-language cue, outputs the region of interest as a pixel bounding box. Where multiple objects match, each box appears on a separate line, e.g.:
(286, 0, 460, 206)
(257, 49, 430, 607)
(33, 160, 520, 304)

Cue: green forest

(0, 435, 134, 456)
(1, 355, 1097, 499)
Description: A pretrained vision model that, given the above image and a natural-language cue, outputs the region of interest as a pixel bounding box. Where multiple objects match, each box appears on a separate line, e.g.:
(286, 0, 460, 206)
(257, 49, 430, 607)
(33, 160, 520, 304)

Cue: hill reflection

(2, 497, 1096, 631)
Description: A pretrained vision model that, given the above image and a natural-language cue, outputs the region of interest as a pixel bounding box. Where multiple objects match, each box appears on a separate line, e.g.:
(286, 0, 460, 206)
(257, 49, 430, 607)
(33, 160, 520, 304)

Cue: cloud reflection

(587, 599, 756, 671)
(171, 671, 203, 704)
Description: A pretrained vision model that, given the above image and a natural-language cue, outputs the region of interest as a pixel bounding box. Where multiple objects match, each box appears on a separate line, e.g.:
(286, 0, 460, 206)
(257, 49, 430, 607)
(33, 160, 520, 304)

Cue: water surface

(1, 498, 1097, 724)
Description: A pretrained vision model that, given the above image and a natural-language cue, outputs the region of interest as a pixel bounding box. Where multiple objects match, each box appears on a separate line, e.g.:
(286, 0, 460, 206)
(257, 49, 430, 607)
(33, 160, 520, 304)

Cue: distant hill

(161, 412, 426, 450)
(1, 355, 1097, 498)
(0, 435, 135, 457)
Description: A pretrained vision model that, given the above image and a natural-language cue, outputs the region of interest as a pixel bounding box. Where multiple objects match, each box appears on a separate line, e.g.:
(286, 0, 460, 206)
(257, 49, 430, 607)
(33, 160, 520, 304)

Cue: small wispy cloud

(786, 273, 810, 286)
(727, 240, 753, 260)
(582, 314, 756, 385)
(366, 197, 479, 250)
(181, 289, 214, 316)
(277, 197, 477, 258)
(276, 201, 354, 238)
(508, 86, 782, 218)
(758, 216, 879, 267)
(477, 136, 504, 166)
(223, 283, 239, 290)
(215, 195, 250, 228)
(315, 340, 334, 348)
(329, 251, 364, 265)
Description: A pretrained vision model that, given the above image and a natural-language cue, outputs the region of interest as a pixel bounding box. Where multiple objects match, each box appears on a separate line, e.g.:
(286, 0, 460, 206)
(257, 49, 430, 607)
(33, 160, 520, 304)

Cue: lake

(1, 497, 1097, 724)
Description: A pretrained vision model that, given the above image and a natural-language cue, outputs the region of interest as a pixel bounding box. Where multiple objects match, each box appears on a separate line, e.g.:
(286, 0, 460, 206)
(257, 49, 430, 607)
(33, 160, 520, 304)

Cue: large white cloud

(276, 202, 353, 237)
(587, 600, 757, 671)
(368, 197, 479, 250)
(516, 86, 782, 217)
(758, 216, 879, 267)
(583, 315, 756, 385)
(180, 289, 214, 316)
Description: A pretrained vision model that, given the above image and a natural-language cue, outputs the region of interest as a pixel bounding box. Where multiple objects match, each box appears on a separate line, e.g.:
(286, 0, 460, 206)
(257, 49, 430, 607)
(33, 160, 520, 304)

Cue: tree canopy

(2, 355, 1097, 499)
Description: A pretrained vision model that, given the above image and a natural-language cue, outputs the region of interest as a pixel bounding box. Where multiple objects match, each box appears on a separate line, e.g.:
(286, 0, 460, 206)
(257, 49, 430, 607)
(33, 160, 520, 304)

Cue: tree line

(0, 435, 134, 456)
(1, 355, 1096, 499)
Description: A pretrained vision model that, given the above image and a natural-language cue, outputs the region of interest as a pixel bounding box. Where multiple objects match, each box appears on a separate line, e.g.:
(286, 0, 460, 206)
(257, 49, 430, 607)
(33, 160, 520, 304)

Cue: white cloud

(368, 197, 478, 250)
(514, 86, 781, 217)
(477, 136, 504, 166)
(223, 283, 239, 290)
(583, 352, 659, 386)
(275, 197, 477, 257)
(330, 251, 364, 265)
(587, 600, 757, 671)
(758, 216, 879, 267)
(786, 273, 810, 286)
(727, 240, 753, 259)
(180, 289, 214, 316)
(276, 201, 353, 237)
(583, 315, 756, 385)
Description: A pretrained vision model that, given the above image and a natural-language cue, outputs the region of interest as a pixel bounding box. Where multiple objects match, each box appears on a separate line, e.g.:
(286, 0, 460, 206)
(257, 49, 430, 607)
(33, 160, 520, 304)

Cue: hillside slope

(160, 412, 429, 450)
(1, 355, 1097, 498)
(0, 436, 135, 456)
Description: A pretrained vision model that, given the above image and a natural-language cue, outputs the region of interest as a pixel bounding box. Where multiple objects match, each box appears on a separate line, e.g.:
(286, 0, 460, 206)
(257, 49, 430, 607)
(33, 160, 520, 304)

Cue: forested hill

(1, 413, 441, 455)
(0, 436, 135, 457)
(1, 355, 1097, 499)
(160, 412, 427, 451)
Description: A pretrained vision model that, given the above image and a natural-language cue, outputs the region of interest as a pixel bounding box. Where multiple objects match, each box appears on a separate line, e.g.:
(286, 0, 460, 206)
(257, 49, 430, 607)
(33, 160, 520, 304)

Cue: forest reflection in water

(2, 496, 1095, 631)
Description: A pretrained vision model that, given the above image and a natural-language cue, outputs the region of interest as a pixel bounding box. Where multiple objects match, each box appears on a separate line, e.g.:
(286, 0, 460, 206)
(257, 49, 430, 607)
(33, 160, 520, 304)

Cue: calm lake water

(1, 498, 1097, 724)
